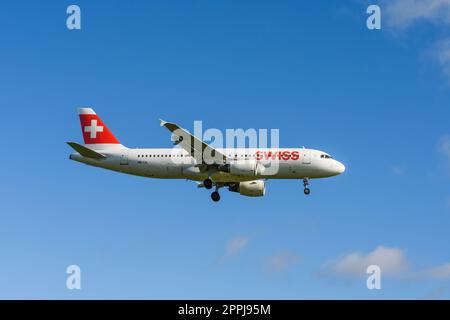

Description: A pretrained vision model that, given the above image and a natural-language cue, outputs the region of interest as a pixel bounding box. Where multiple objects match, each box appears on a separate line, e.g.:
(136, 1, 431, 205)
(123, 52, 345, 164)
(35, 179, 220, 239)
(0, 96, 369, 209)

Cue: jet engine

(229, 180, 266, 197)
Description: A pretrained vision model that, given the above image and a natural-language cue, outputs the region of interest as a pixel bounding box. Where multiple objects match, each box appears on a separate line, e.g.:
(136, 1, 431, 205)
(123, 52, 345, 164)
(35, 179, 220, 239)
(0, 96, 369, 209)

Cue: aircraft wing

(160, 119, 227, 165)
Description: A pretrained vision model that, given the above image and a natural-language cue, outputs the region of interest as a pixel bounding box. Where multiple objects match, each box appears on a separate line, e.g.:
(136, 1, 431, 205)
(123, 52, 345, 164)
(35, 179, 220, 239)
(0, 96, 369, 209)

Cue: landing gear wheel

(302, 178, 310, 195)
(211, 191, 221, 202)
(204, 178, 213, 190)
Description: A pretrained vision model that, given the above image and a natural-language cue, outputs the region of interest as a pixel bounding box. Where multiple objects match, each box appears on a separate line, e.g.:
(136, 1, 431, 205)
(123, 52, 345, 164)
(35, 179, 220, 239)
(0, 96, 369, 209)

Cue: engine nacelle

(230, 180, 266, 197)
(221, 160, 265, 177)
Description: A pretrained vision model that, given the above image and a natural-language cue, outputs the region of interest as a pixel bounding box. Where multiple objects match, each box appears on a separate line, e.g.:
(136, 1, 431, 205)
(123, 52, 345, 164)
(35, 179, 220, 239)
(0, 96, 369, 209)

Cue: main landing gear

(203, 178, 213, 190)
(303, 178, 310, 195)
(203, 178, 221, 202)
(211, 191, 221, 202)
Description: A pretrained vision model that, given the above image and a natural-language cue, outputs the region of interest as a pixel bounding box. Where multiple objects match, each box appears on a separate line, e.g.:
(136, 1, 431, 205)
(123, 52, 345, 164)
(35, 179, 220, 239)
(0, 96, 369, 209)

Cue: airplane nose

(336, 161, 346, 174)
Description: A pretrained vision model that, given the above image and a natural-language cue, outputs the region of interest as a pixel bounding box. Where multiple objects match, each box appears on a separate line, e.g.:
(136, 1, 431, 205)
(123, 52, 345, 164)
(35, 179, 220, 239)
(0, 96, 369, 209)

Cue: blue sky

(1, 0, 450, 299)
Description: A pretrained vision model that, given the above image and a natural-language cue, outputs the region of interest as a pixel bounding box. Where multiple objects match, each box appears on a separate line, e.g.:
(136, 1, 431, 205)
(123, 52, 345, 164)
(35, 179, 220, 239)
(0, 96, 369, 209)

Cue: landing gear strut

(303, 178, 310, 195)
(203, 178, 213, 190)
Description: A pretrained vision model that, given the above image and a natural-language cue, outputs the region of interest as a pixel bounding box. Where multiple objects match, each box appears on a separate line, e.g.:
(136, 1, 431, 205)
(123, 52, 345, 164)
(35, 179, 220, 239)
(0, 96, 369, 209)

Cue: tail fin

(78, 108, 120, 145)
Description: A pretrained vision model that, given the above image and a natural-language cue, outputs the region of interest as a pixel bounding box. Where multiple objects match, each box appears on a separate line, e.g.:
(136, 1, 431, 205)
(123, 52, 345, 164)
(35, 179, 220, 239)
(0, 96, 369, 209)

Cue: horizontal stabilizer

(67, 142, 106, 159)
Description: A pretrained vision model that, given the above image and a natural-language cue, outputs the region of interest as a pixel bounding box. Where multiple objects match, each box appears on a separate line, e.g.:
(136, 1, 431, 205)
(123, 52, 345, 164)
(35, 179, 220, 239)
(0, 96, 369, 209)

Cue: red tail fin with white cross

(78, 108, 120, 145)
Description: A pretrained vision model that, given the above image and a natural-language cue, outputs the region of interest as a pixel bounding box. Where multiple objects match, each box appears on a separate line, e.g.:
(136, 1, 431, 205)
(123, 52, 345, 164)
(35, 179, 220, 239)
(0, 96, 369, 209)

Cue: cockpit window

(321, 154, 333, 159)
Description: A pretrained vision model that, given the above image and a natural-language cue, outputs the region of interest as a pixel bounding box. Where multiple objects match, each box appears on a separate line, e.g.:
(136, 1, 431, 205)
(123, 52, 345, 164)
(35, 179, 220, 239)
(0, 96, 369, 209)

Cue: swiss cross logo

(79, 113, 120, 144)
(84, 119, 104, 139)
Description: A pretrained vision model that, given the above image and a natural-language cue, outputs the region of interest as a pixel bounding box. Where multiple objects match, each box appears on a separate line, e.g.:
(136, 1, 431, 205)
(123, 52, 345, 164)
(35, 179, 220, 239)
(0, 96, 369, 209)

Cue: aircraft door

(120, 151, 129, 165)
(301, 149, 311, 164)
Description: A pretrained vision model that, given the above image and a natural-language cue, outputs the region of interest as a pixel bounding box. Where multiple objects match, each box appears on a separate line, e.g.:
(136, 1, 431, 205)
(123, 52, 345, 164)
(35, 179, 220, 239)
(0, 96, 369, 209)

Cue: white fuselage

(70, 147, 346, 182)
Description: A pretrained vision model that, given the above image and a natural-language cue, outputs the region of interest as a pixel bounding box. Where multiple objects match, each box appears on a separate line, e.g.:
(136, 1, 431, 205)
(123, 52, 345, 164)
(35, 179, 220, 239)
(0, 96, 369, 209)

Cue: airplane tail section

(78, 108, 120, 145)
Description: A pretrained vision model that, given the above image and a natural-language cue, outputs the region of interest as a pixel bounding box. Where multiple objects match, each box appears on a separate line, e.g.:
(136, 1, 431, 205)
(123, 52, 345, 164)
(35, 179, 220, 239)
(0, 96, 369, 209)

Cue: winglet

(160, 119, 168, 127)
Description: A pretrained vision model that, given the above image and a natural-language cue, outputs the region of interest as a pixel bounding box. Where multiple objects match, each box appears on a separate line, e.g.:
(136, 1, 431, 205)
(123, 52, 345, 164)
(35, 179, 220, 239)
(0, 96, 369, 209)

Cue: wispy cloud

(431, 40, 450, 79)
(323, 246, 410, 278)
(384, 0, 450, 29)
(218, 236, 249, 264)
(421, 263, 450, 279)
(391, 165, 407, 176)
(323, 245, 450, 282)
(383, 0, 450, 80)
(423, 286, 447, 299)
(267, 251, 301, 273)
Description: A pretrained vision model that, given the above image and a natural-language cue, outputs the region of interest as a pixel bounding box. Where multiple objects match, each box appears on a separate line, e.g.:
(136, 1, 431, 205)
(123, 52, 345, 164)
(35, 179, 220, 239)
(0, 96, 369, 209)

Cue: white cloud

(323, 245, 450, 283)
(384, 0, 450, 29)
(323, 246, 410, 278)
(267, 251, 301, 273)
(383, 0, 450, 80)
(423, 286, 447, 299)
(422, 263, 450, 279)
(220, 236, 249, 262)
(431, 40, 450, 79)
(392, 165, 407, 176)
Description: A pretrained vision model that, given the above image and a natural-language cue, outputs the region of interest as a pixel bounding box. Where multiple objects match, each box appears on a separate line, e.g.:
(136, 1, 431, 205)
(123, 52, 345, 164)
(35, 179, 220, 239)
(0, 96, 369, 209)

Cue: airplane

(67, 108, 345, 202)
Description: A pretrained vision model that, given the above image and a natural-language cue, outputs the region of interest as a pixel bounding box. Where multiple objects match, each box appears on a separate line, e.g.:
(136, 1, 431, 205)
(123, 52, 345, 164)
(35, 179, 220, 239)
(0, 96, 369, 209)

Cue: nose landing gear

(303, 178, 310, 195)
